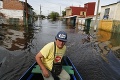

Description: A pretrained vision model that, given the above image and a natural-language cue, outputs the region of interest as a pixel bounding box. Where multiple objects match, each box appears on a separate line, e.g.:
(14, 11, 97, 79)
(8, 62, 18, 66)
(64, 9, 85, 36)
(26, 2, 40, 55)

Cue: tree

(38, 15, 45, 19)
(62, 10, 66, 17)
(48, 11, 59, 21)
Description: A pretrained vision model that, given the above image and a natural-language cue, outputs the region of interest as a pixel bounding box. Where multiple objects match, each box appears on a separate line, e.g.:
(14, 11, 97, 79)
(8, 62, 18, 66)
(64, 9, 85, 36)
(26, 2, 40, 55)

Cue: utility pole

(60, 6, 61, 16)
(59, 6, 61, 20)
(94, 0, 100, 32)
(25, 0, 28, 27)
(40, 5, 41, 16)
(40, 5, 42, 26)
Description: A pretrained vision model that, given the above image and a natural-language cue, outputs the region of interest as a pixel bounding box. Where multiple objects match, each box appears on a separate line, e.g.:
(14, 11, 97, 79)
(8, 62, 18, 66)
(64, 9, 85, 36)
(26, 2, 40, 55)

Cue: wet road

(0, 19, 120, 80)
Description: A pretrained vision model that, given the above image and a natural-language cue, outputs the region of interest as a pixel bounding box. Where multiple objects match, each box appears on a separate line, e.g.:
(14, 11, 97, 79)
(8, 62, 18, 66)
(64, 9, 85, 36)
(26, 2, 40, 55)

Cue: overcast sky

(20, 0, 118, 16)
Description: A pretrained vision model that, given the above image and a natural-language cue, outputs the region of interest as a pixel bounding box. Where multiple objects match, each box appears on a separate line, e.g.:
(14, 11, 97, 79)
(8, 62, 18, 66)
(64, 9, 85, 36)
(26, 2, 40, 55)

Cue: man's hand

(42, 68, 50, 78)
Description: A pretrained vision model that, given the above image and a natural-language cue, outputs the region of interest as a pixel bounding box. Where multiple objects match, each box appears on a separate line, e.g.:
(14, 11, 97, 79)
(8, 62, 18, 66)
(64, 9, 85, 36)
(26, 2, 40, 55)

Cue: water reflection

(110, 32, 120, 59)
(0, 25, 36, 52)
(0, 19, 80, 52)
(110, 32, 120, 47)
(97, 30, 111, 42)
(96, 30, 120, 60)
(3, 29, 25, 50)
(96, 30, 120, 49)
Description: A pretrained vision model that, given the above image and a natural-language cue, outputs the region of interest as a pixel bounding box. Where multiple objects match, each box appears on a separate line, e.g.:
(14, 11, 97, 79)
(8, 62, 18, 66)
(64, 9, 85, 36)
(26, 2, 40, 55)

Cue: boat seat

(32, 65, 74, 74)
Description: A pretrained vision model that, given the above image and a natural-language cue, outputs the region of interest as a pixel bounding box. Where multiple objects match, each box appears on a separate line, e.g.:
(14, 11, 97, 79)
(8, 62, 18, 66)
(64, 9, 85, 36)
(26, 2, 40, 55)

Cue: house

(0, 0, 34, 25)
(100, 2, 120, 20)
(64, 2, 96, 29)
(66, 2, 96, 18)
(99, 1, 120, 33)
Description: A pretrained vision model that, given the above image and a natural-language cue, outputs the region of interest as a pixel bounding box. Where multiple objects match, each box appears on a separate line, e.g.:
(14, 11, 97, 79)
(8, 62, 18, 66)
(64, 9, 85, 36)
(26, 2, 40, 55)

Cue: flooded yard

(0, 19, 120, 80)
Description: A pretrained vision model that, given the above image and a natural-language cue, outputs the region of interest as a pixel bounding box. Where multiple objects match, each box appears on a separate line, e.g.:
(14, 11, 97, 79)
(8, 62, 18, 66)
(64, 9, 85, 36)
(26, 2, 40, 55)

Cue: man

(35, 31, 70, 80)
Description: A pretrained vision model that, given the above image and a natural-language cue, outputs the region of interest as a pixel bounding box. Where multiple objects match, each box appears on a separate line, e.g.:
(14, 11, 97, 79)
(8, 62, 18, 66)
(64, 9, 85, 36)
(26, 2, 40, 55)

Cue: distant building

(100, 2, 120, 20)
(64, 2, 96, 28)
(65, 2, 96, 18)
(0, 0, 34, 25)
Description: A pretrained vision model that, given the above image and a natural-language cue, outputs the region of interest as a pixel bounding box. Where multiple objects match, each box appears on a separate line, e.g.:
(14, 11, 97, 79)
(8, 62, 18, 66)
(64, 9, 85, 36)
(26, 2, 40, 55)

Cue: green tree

(49, 11, 59, 21)
(62, 10, 66, 17)
(40, 15, 46, 19)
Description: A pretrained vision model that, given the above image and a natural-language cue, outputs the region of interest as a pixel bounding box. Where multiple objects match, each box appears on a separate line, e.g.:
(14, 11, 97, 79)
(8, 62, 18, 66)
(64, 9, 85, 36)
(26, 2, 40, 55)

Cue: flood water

(0, 19, 120, 80)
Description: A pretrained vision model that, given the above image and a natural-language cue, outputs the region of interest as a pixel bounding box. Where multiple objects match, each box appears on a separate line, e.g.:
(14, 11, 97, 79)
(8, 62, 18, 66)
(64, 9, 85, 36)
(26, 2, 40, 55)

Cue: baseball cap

(55, 31, 67, 42)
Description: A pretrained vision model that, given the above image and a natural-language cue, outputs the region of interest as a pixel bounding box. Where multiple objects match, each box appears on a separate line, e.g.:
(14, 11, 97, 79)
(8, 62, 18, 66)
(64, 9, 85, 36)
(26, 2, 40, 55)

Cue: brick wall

(3, 0, 24, 10)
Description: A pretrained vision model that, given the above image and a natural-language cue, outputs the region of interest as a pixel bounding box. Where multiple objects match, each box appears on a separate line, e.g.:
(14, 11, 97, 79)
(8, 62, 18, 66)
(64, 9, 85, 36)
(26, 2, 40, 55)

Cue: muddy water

(0, 19, 120, 80)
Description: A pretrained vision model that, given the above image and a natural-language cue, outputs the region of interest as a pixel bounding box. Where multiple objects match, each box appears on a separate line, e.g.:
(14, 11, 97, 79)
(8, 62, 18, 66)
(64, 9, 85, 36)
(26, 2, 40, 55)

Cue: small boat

(19, 56, 83, 80)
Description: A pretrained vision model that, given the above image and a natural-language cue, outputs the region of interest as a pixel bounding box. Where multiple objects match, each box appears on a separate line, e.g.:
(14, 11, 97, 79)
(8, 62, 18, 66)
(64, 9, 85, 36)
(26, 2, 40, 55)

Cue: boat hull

(19, 56, 83, 80)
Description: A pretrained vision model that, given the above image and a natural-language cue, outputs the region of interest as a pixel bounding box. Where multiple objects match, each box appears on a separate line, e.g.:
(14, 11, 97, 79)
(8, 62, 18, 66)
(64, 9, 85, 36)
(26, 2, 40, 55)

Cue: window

(9, 18, 19, 25)
(80, 11, 86, 16)
(104, 8, 110, 15)
(103, 8, 110, 19)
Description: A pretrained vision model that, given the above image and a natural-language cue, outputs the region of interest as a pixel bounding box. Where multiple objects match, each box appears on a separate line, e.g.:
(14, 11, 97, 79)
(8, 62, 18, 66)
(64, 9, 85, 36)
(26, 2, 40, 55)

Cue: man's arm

(35, 52, 50, 78)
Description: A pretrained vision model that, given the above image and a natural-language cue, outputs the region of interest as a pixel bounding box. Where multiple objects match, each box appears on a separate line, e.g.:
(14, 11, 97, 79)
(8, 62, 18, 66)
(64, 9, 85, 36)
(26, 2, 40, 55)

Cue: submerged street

(0, 19, 120, 80)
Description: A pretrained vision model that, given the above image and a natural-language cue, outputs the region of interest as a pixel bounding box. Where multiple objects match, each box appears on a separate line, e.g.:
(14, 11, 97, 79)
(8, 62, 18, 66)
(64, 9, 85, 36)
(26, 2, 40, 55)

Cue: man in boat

(35, 31, 70, 80)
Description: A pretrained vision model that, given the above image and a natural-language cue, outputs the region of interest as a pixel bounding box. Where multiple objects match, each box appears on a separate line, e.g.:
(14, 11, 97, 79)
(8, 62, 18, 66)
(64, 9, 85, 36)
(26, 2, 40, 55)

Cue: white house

(100, 2, 120, 20)
(0, 0, 24, 24)
(0, 0, 34, 25)
(1, 9, 23, 20)
(0, 1, 23, 19)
